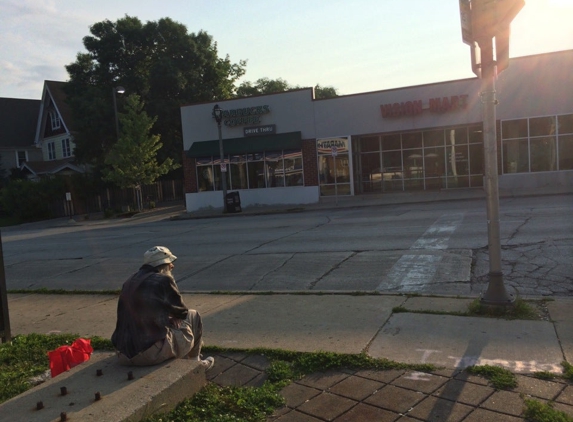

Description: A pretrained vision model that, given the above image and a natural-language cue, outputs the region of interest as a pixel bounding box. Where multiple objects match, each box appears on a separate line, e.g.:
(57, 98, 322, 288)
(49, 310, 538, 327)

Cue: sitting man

(111, 246, 214, 369)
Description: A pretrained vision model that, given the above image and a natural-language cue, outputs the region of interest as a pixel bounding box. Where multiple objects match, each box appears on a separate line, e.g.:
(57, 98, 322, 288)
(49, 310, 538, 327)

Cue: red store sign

(381, 94, 469, 118)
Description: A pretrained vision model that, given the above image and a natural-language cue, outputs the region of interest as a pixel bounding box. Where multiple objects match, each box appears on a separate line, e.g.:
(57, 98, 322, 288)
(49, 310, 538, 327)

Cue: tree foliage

(64, 16, 246, 170)
(236, 78, 291, 97)
(236, 77, 338, 99)
(314, 84, 339, 99)
(102, 94, 178, 189)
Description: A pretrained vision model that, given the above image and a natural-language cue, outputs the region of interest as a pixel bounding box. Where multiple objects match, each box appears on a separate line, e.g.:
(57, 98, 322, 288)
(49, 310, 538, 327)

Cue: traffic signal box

(459, 0, 525, 76)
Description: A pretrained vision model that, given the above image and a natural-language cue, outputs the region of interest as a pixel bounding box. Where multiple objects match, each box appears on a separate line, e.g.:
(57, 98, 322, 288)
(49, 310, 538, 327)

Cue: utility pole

(459, 0, 525, 307)
(0, 232, 11, 343)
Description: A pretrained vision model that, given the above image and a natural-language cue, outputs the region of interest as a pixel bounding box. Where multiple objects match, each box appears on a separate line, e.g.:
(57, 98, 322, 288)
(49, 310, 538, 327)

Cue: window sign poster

(317, 137, 349, 155)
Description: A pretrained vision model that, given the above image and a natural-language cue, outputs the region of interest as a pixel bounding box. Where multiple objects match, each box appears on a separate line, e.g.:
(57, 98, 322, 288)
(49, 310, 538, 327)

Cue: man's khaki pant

(117, 310, 203, 366)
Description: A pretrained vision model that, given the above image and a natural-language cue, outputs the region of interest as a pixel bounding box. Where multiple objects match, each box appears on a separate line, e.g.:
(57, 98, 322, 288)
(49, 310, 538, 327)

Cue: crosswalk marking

(377, 213, 465, 291)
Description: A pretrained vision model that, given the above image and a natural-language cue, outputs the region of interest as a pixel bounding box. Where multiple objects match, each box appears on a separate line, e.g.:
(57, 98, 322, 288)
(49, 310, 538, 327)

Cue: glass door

(317, 137, 353, 196)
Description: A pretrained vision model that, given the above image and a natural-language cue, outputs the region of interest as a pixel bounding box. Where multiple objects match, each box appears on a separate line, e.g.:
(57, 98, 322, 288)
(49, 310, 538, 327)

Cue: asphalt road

(1, 194, 571, 296)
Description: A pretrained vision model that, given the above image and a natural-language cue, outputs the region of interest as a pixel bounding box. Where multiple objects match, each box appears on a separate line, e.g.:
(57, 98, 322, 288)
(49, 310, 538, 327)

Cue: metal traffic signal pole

(0, 231, 12, 343)
(460, 0, 524, 306)
(478, 39, 514, 306)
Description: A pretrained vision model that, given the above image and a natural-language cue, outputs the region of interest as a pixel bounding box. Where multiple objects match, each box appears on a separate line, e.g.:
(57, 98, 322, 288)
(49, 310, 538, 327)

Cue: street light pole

(112, 86, 125, 141)
(212, 104, 228, 213)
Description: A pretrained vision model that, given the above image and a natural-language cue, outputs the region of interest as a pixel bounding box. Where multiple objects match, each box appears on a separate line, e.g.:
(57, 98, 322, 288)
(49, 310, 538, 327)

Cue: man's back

(111, 265, 188, 358)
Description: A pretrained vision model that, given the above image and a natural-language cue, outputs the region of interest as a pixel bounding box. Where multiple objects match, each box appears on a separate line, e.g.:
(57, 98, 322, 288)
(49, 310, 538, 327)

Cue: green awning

(187, 131, 302, 158)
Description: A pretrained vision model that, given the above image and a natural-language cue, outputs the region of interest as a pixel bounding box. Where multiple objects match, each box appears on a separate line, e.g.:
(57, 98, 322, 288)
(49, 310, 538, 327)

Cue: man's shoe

(199, 356, 215, 371)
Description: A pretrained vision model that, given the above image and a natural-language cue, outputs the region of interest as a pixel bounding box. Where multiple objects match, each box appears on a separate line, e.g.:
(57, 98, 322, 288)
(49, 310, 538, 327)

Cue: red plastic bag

(48, 338, 94, 378)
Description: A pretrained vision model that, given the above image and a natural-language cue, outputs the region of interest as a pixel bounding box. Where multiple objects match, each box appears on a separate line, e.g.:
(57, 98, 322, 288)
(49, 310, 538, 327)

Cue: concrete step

(0, 352, 206, 422)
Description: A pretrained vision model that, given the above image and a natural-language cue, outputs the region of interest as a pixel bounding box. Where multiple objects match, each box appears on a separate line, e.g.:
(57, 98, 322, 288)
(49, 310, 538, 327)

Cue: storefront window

(361, 152, 381, 192)
(382, 151, 403, 191)
(247, 153, 265, 189)
(501, 113, 573, 173)
(424, 147, 445, 178)
(423, 130, 445, 147)
(469, 144, 484, 175)
(197, 157, 215, 192)
(196, 149, 303, 191)
(502, 119, 528, 139)
(531, 137, 557, 172)
(265, 151, 284, 187)
(360, 136, 379, 152)
(382, 134, 401, 151)
(213, 156, 230, 191)
(558, 114, 573, 134)
(355, 124, 484, 193)
(503, 139, 529, 173)
(230, 154, 248, 190)
(447, 127, 468, 145)
(404, 149, 423, 188)
(559, 135, 573, 170)
(283, 150, 303, 186)
(530, 116, 556, 137)
(468, 125, 483, 143)
(447, 143, 469, 176)
(402, 132, 423, 149)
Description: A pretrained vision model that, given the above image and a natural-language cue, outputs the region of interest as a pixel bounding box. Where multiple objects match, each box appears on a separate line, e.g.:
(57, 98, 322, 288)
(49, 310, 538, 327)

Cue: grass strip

(466, 364, 517, 390)
(0, 333, 113, 404)
(394, 297, 543, 320)
(524, 399, 573, 422)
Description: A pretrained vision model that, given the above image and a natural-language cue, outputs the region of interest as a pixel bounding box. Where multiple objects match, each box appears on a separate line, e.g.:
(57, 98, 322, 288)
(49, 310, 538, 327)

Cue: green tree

(236, 77, 291, 97)
(236, 78, 338, 99)
(65, 15, 246, 170)
(314, 84, 339, 99)
(102, 94, 179, 210)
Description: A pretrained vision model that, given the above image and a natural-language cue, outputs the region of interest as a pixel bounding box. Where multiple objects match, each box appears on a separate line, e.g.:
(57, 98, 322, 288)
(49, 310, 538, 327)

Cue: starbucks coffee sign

(223, 105, 271, 127)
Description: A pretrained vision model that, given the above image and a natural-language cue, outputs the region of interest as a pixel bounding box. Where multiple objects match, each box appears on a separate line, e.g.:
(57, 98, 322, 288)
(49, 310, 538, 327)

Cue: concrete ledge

(0, 352, 206, 422)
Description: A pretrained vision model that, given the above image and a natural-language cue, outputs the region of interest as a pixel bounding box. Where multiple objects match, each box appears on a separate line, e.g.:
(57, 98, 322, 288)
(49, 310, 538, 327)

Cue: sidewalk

(5, 292, 573, 421)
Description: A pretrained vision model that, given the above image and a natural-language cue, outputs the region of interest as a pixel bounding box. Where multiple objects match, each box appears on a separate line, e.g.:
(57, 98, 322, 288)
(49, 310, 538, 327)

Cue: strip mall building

(181, 49, 573, 212)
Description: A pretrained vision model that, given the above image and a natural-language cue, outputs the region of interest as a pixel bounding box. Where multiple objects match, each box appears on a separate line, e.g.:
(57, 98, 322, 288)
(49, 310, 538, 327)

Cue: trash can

(225, 191, 242, 213)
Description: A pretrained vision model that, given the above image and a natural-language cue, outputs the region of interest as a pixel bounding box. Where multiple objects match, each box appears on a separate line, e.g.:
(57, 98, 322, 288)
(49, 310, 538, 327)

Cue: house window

(17, 150, 27, 167)
(62, 138, 71, 158)
(48, 142, 56, 160)
(50, 111, 61, 130)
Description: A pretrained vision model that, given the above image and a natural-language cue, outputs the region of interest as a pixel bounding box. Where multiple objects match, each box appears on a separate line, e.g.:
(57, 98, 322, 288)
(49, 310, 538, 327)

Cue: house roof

(21, 158, 85, 176)
(34, 81, 75, 144)
(0, 98, 41, 148)
(45, 80, 74, 132)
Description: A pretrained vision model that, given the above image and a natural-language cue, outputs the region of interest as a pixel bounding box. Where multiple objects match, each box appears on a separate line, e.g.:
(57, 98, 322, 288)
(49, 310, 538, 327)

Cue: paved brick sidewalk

(207, 351, 573, 422)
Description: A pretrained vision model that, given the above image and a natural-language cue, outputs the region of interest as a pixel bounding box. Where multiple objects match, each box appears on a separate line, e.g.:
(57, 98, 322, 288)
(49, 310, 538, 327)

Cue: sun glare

(510, 0, 573, 56)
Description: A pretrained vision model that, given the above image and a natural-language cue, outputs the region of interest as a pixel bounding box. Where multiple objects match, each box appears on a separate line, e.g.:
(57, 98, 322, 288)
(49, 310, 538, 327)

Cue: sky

(1, 0, 572, 100)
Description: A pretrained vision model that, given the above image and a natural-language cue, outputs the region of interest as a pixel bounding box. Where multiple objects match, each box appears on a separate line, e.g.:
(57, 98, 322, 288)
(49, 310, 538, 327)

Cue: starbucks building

(181, 49, 573, 212)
